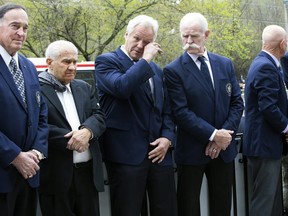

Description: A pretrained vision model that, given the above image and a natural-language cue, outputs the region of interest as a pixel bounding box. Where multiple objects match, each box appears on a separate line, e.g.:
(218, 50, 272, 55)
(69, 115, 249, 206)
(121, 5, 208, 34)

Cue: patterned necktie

(9, 58, 26, 104)
(198, 56, 214, 88)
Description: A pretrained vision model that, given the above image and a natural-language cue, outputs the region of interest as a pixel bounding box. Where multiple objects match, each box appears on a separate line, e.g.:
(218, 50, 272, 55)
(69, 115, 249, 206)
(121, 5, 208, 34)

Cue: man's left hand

(205, 141, 221, 159)
(148, 137, 171, 163)
(65, 128, 91, 152)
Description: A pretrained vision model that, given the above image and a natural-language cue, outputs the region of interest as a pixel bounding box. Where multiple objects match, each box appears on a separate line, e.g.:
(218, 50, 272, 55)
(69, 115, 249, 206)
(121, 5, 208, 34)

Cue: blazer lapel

(41, 84, 66, 120)
(0, 56, 27, 110)
(70, 81, 85, 123)
(116, 47, 154, 105)
(115, 47, 134, 71)
(208, 53, 221, 96)
(183, 53, 215, 99)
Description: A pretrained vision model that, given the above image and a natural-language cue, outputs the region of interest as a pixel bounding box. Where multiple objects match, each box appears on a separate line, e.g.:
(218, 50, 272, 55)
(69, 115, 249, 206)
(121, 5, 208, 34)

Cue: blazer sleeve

(254, 63, 288, 132)
(79, 82, 106, 139)
(95, 53, 154, 99)
(280, 52, 288, 87)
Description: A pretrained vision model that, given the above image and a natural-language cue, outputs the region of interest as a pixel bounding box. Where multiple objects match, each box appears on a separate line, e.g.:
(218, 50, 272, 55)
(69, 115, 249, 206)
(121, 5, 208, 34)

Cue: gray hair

(45, 40, 78, 60)
(179, 12, 208, 33)
(126, 15, 159, 41)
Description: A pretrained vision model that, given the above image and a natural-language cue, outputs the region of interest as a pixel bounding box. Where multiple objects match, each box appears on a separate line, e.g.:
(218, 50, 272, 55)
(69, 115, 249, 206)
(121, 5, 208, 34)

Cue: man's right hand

(11, 152, 40, 179)
(213, 129, 234, 150)
(142, 42, 163, 63)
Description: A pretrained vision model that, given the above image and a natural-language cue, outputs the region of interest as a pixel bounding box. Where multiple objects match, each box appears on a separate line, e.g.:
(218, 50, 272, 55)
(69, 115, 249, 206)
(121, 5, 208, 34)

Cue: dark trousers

(106, 158, 177, 216)
(247, 157, 282, 216)
(0, 173, 37, 216)
(39, 163, 100, 216)
(177, 157, 233, 216)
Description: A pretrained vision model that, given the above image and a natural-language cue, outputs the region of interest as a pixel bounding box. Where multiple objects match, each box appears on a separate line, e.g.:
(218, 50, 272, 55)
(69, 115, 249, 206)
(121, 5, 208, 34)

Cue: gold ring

(212, 149, 217, 153)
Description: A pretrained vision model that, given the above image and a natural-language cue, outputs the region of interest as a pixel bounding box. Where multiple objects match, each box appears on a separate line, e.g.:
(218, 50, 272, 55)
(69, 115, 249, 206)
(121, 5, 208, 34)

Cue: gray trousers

(247, 157, 283, 216)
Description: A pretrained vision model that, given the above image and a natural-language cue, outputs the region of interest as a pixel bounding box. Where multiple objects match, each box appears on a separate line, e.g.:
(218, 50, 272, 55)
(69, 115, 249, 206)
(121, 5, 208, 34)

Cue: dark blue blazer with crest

(95, 47, 175, 166)
(164, 52, 244, 165)
(0, 54, 48, 193)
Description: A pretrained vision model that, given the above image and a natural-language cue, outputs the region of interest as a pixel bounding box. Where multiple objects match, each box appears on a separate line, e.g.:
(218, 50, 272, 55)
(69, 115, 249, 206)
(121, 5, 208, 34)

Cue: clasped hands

(65, 128, 92, 152)
(205, 129, 234, 159)
(11, 151, 40, 179)
(11, 128, 92, 180)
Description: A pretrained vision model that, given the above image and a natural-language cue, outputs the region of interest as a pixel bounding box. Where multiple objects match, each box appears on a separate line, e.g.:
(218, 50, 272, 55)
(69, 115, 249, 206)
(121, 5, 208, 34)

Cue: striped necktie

(9, 58, 26, 104)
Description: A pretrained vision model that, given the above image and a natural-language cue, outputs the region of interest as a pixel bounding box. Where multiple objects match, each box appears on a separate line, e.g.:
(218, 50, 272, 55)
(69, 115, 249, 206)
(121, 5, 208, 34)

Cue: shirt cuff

(283, 125, 288, 133)
(31, 149, 45, 160)
(209, 129, 217, 141)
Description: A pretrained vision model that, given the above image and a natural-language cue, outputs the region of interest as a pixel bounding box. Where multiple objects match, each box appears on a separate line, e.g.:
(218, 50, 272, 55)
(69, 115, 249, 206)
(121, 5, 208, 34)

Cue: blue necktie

(198, 56, 213, 88)
(9, 58, 26, 104)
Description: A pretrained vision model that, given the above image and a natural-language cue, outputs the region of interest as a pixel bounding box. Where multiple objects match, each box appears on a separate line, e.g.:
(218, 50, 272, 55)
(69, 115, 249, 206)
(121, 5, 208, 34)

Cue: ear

(46, 58, 54, 71)
(280, 39, 286, 49)
(124, 32, 129, 40)
(46, 58, 52, 66)
(204, 30, 210, 39)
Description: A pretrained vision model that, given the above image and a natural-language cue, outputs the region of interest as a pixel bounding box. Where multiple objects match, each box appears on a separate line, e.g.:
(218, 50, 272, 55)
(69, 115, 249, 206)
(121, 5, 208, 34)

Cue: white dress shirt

(57, 84, 92, 163)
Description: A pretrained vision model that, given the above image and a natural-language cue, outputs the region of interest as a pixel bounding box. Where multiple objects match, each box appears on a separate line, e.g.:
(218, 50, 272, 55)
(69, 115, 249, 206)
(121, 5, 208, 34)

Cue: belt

(73, 160, 92, 168)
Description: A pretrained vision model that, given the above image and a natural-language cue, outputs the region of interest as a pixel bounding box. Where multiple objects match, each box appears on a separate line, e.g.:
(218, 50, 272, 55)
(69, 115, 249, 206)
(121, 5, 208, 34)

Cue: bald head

(262, 25, 287, 59)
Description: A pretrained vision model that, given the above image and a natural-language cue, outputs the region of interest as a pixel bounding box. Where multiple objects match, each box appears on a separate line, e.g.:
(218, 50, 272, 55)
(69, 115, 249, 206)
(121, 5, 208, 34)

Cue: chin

(187, 49, 199, 54)
(131, 51, 142, 59)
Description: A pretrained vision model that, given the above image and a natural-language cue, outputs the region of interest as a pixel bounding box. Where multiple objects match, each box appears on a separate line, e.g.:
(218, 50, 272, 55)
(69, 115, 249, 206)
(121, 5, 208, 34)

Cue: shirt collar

(120, 45, 141, 62)
(187, 50, 209, 63)
(65, 83, 71, 93)
(262, 50, 280, 67)
(0, 45, 19, 67)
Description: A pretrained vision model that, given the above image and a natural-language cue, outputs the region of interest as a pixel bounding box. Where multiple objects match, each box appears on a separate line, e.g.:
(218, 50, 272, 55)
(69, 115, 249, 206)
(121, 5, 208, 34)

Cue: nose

(137, 41, 145, 49)
(187, 35, 194, 43)
(68, 63, 77, 70)
(16, 28, 26, 36)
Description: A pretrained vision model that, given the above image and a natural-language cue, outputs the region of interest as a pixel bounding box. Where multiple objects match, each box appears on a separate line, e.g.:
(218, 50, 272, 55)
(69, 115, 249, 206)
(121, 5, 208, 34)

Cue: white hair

(126, 15, 159, 41)
(179, 12, 208, 33)
(45, 40, 78, 60)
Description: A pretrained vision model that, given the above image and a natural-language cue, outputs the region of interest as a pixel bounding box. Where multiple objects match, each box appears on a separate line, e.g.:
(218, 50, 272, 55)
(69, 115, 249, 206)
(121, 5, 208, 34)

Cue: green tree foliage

(0, 0, 285, 78)
(241, 0, 285, 76)
(152, 0, 255, 78)
(22, 0, 164, 61)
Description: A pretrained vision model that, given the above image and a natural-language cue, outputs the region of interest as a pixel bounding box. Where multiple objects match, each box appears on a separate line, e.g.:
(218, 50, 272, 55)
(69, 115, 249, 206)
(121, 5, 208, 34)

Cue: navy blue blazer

(164, 52, 243, 165)
(280, 51, 288, 87)
(95, 47, 175, 166)
(0, 54, 48, 193)
(243, 51, 288, 159)
(39, 79, 106, 193)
